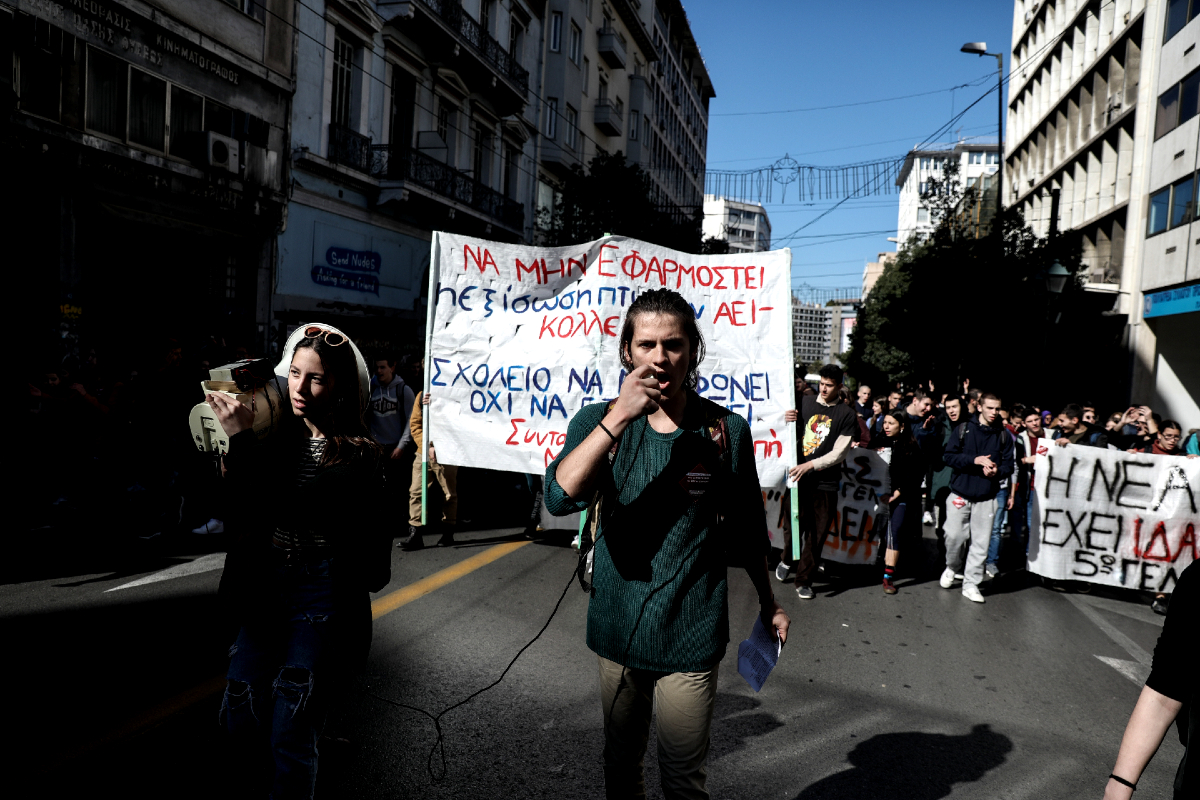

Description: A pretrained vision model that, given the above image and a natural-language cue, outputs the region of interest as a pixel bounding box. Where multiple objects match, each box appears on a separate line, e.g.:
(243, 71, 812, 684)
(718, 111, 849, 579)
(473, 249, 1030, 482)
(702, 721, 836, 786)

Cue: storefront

(273, 192, 432, 362)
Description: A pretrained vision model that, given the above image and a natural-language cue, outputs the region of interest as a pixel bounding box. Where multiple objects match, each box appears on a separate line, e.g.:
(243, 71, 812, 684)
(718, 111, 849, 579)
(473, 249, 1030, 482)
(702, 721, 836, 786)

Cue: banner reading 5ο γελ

(1028, 446, 1198, 593)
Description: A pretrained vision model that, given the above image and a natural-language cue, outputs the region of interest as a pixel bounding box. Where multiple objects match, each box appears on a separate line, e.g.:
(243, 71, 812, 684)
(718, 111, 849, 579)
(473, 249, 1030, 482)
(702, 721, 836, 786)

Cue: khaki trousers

(597, 655, 718, 800)
(407, 456, 457, 527)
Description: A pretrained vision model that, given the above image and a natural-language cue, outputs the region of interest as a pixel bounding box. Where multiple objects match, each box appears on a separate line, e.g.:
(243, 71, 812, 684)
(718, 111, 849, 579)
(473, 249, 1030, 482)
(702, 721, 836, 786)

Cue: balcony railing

(597, 25, 627, 69)
(329, 124, 372, 173)
(371, 145, 524, 230)
(420, 0, 529, 90)
(594, 98, 624, 136)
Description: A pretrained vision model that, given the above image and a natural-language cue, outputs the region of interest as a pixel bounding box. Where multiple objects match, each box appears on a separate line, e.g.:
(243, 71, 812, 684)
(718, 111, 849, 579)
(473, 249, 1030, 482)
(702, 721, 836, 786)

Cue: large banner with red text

(1028, 446, 1198, 593)
(425, 233, 795, 488)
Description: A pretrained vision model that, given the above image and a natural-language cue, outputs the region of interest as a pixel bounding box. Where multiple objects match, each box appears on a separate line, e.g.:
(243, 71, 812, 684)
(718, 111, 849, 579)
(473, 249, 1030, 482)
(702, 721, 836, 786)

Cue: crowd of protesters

(776, 365, 1198, 612)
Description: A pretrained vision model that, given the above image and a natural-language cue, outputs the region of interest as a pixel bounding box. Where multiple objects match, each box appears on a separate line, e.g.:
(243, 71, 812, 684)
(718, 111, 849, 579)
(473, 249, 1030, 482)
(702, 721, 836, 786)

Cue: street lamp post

(960, 42, 1004, 224)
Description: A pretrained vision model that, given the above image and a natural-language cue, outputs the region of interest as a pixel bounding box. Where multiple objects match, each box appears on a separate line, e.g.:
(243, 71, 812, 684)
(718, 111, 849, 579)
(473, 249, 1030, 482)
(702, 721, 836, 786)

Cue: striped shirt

(274, 439, 330, 548)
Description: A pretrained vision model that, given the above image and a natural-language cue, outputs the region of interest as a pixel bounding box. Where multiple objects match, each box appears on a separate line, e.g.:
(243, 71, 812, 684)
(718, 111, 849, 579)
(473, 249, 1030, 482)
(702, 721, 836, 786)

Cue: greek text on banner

(424, 233, 796, 488)
(1028, 446, 1198, 593)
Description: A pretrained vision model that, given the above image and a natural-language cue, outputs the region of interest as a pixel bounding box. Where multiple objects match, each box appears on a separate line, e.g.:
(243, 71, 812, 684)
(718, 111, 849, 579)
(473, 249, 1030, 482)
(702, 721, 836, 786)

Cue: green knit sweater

(545, 393, 768, 672)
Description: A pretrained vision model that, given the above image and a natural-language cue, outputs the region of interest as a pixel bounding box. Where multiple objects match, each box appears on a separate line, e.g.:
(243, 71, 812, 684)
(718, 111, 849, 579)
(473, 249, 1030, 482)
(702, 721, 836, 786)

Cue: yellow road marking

(57, 540, 531, 765)
(372, 540, 531, 619)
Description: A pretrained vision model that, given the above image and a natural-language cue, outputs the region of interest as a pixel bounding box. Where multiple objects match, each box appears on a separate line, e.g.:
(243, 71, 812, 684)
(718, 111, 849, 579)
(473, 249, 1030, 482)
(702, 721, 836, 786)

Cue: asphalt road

(3, 526, 1182, 799)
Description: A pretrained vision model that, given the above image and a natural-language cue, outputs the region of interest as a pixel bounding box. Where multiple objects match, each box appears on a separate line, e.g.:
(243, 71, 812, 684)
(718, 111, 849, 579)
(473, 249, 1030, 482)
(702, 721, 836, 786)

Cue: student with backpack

(545, 289, 789, 800)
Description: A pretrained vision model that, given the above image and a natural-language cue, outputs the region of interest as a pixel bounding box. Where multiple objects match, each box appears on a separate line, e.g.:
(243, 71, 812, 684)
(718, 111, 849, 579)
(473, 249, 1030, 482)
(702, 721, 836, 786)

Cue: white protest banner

(823, 448, 892, 565)
(424, 233, 795, 492)
(1028, 447, 1198, 593)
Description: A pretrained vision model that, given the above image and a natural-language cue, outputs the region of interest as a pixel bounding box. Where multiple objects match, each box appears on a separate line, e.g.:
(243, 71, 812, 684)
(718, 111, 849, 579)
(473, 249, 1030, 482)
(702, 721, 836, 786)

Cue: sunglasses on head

(303, 326, 347, 346)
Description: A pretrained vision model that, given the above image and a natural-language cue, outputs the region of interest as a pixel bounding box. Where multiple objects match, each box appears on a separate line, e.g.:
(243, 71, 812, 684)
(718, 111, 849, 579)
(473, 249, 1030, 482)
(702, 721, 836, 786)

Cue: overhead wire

(709, 73, 995, 117)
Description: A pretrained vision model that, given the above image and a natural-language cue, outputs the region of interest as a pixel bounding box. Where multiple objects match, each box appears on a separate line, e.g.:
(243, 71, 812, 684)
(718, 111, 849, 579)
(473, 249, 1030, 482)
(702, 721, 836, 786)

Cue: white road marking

(104, 553, 227, 593)
(1063, 593, 1153, 685)
(1095, 656, 1151, 686)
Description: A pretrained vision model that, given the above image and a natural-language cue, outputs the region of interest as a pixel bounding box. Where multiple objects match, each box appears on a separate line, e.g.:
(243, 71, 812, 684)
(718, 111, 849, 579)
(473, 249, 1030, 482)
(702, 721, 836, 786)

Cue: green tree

(537, 151, 703, 251)
(846, 201, 1093, 405)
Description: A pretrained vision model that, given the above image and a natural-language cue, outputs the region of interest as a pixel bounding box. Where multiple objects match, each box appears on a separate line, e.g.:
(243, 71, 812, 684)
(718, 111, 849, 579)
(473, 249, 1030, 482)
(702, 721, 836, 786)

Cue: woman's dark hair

(292, 335, 380, 467)
(873, 409, 917, 450)
(618, 289, 705, 390)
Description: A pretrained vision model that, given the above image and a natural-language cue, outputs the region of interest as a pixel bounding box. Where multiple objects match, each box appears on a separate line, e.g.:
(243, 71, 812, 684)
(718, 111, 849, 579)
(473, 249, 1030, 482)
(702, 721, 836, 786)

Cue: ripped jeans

(222, 552, 338, 800)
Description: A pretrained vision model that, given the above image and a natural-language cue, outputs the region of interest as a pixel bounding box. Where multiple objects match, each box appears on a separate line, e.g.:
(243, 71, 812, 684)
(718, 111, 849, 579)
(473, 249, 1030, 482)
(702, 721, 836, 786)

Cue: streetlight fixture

(961, 42, 1004, 222)
(1046, 260, 1070, 295)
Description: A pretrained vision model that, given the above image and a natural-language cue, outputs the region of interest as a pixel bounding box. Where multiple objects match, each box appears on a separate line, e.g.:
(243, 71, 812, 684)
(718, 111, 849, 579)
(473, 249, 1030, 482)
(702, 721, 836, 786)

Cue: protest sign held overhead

(1028, 447, 1198, 593)
(424, 233, 796, 488)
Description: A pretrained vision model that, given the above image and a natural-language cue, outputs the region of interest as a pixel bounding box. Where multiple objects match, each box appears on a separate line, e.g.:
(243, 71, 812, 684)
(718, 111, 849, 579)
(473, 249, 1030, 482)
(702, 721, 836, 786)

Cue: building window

(565, 105, 578, 149)
(509, 21, 524, 59)
(629, 109, 639, 140)
(128, 69, 167, 151)
(437, 102, 450, 142)
(987, 151, 1000, 164)
(536, 179, 556, 229)
(544, 98, 557, 138)
(472, 125, 493, 186)
(969, 151, 983, 164)
(919, 181, 928, 195)
(583, 57, 590, 95)
(331, 35, 355, 129)
(1147, 187, 1171, 236)
(1170, 173, 1196, 228)
(917, 207, 929, 224)
(480, 0, 492, 35)
(920, 157, 931, 169)
(1147, 173, 1198, 236)
(390, 67, 416, 149)
(18, 19, 62, 121)
(1164, 0, 1197, 42)
(86, 48, 127, 138)
(549, 12, 562, 52)
(569, 22, 582, 65)
(1155, 68, 1200, 140)
(225, 258, 238, 300)
(169, 86, 204, 157)
(503, 144, 519, 199)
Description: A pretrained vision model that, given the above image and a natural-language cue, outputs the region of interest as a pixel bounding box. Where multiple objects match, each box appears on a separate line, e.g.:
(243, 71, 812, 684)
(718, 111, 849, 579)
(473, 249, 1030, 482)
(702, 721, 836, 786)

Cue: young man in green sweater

(546, 288, 790, 800)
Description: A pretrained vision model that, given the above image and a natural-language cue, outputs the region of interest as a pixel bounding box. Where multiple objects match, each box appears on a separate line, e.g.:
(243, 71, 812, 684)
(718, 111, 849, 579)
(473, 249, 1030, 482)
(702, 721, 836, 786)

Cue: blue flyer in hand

(737, 616, 782, 692)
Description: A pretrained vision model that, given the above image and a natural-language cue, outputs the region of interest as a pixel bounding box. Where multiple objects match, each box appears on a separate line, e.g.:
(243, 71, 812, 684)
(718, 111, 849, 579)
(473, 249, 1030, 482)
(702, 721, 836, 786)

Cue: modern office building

(792, 298, 833, 369)
(701, 195, 771, 252)
(829, 300, 860, 365)
(895, 142, 1002, 246)
(1131, 1, 1198, 428)
(1007, 0, 1197, 428)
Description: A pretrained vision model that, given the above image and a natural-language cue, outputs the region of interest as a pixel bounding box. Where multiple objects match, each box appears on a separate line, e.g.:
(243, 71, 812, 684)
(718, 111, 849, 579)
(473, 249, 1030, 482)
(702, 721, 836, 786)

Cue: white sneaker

(922, 511, 934, 526)
(939, 568, 958, 589)
(191, 518, 225, 534)
(775, 562, 790, 582)
(962, 585, 986, 603)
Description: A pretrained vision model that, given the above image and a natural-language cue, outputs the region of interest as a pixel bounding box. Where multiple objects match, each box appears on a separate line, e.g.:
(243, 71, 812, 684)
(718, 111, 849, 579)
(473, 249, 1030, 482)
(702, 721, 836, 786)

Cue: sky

(685, 0, 1017, 297)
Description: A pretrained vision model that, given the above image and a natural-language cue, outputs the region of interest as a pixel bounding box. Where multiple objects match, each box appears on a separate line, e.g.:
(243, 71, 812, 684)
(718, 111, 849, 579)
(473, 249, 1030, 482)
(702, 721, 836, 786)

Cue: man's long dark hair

(291, 335, 381, 467)
(618, 288, 706, 390)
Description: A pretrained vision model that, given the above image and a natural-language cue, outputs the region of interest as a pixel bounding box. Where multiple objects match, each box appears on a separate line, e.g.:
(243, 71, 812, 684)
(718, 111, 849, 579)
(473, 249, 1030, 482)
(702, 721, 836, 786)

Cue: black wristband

(1109, 774, 1136, 791)
(597, 421, 618, 442)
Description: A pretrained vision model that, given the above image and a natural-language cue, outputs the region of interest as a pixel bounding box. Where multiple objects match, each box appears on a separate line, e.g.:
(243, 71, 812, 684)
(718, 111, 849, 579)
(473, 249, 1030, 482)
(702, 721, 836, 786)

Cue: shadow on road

(794, 723, 1013, 800)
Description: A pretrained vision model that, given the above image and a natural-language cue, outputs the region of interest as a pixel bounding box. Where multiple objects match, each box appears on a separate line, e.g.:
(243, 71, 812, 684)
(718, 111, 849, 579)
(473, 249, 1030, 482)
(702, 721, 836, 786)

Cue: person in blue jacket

(939, 392, 1015, 603)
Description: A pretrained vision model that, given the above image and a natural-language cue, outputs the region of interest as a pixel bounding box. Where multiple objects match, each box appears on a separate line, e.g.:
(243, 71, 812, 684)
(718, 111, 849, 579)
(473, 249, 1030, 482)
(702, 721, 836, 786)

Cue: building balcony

(328, 124, 373, 173)
(371, 144, 524, 231)
(594, 99, 623, 137)
(597, 26, 627, 69)
(384, 1, 528, 116)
